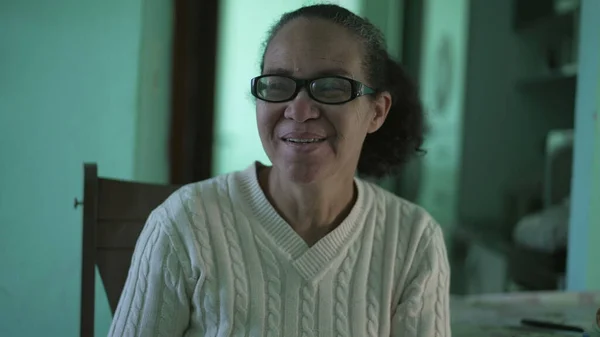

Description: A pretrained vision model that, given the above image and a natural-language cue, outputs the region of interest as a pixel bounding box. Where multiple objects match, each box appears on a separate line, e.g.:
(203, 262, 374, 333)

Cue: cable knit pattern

(108, 162, 451, 337)
(300, 282, 317, 337)
(334, 242, 359, 337)
(127, 220, 159, 333)
(256, 237, 282, 337)
(185, 188, 218, 333)
(366, 193, 385, 337)
(391, 202, 411, 305)
(157, 246, 177, 337)
(434, 232, 450, 337)
(435, 264, 445, 337)
(216, 180, 250, 335)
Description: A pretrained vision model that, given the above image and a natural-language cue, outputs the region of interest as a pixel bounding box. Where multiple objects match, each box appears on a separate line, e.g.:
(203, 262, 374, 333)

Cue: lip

(280, 131, 327, 140)
(282, 139, 325, 153)
(280, 135, 327, 154)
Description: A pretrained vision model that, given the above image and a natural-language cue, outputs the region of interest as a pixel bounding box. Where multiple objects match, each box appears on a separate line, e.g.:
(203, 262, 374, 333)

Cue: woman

(109, 4, 450, 337)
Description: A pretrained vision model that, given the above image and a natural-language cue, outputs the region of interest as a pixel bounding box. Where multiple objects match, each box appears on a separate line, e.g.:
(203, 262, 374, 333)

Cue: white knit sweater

(108, 163, 451, 337)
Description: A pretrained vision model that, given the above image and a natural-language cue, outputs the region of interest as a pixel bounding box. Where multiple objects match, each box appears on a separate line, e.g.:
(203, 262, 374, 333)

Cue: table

(451, 291, 600, 336)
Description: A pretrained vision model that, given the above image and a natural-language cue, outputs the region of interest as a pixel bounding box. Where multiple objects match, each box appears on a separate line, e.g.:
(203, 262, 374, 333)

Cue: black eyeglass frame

(250, 74, 377, 105)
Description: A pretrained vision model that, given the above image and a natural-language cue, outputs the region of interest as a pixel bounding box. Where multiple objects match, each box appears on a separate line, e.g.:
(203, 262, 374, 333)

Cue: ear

(367, 91, 392, 134)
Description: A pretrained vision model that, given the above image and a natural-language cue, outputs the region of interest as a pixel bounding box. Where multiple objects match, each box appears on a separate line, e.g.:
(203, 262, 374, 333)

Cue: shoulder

(141, 170, 248, 278)
(153, 174, 231, 219)
(153, 170, 241, 229)
(358, 178, 440, 231)
(151, 163, 258, 233)
(357, 178, 445, 253)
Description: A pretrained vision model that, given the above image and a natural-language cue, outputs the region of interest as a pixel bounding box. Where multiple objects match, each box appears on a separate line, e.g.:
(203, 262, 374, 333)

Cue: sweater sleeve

(390, 224, 451, 337)
(108, 213, 192, 337)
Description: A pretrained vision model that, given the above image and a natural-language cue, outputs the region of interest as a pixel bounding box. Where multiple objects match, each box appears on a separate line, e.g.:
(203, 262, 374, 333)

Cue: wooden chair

(78, 163, 181, 337)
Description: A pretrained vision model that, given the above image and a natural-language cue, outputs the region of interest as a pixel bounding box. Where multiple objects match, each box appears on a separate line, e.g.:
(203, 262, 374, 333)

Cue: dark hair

(260, 4, 426, 178)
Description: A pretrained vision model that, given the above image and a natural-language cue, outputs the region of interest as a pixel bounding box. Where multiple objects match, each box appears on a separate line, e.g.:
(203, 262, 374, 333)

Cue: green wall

(0, 0, 172, 336)
(134, 0, 173, 184)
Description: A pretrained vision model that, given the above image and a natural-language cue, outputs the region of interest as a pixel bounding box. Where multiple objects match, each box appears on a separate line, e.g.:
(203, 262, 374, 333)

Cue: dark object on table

(78, 163, 180, 337)
(521, 318, 584, 333)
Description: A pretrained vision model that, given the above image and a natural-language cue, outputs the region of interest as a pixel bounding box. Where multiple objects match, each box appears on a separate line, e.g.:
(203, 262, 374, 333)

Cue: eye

(311, 78, 352, 100)
(321, 84, 345, 92)
(266, 81, 288, 91)
(257, 76, 295, 101)
(262, 77, 291, 90)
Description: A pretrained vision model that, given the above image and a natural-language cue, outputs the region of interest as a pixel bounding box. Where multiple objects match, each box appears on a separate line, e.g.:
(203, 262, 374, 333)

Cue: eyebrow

(263, 67, 354, 78)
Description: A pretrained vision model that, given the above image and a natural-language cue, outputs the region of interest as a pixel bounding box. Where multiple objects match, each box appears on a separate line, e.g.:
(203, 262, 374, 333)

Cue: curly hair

(260, 4, 426, 178)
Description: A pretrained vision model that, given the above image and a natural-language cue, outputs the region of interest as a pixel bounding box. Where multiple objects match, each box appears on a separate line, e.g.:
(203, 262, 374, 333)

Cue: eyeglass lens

(256, 76, 352, 103)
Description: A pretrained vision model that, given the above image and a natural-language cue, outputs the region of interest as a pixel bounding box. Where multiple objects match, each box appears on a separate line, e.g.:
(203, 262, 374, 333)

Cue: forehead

(263, 18, 364, 78)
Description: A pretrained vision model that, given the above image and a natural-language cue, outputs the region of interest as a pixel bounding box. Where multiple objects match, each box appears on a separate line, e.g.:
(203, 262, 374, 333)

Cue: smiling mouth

(283, 138, 326, 144)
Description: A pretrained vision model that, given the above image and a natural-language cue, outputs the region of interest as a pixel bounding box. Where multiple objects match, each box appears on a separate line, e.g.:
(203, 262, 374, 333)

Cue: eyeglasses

(250, 75, 376, 105)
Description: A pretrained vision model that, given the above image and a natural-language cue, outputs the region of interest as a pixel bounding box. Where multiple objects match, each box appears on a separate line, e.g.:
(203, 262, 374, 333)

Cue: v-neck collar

(234, 162, 371, 282)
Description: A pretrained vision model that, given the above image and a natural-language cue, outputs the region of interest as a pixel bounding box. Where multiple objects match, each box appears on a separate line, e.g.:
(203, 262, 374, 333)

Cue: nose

(283, 91, 320, 122)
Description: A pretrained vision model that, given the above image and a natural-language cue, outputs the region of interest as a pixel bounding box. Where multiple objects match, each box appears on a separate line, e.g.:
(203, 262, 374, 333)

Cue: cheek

(329, 117, 369, 156)
(335, 104, 372, 139)
(256, 105, 276, 136)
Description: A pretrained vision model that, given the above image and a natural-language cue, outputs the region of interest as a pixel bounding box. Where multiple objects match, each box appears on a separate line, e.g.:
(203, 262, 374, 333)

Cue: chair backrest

(80, 163, 181, 337)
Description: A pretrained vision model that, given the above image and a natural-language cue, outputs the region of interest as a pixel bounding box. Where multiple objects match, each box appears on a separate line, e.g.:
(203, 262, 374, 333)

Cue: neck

(260, 165, 356, 237)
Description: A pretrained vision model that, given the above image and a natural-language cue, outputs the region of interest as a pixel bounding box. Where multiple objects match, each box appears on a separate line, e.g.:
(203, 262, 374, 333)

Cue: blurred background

(1, 0, 599, 336)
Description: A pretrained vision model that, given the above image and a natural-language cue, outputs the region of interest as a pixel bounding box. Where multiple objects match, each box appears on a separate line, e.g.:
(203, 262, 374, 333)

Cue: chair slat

(97, 220, 146, 249)
(97, 178, 180, 220)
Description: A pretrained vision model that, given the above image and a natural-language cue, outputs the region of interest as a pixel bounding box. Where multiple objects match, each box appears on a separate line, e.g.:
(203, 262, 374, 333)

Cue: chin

(279, 162, 329, 185)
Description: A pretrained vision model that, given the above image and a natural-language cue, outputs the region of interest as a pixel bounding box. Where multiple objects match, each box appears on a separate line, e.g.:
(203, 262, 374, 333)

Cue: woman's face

(257, 18, 390, 184)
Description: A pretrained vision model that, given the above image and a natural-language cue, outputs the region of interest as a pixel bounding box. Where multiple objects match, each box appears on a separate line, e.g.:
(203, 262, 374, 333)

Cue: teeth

(286, 138, 324, 143)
